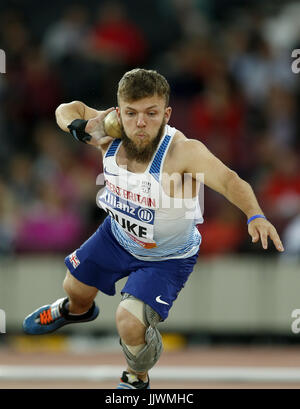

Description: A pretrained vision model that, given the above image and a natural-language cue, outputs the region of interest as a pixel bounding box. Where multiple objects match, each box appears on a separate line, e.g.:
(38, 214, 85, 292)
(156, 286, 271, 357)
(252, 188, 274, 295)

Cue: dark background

(0, 0, 299, 259)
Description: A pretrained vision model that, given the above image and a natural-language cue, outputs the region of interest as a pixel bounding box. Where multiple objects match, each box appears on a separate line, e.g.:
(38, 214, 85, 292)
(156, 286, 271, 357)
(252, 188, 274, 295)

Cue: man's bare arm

(181, 139, 284, 252)
(55, 101, 99, 132)
(55, 101, 115, 150)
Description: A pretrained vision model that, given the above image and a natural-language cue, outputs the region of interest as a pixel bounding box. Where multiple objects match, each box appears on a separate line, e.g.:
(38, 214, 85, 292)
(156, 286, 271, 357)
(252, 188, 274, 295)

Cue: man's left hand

(248, 218, 284, 252)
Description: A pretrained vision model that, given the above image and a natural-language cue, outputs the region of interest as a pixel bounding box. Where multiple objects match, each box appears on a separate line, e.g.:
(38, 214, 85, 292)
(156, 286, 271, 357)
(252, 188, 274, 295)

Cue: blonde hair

(117, 68, 170, 106)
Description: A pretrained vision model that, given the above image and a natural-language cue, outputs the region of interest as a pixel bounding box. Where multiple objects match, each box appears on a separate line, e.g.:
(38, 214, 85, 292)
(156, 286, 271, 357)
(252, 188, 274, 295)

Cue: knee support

(119, 293, 163, 372)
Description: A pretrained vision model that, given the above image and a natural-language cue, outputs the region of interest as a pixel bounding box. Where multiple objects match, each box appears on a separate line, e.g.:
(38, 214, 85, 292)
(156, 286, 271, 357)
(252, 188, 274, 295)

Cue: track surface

(1, 346, 300, 389)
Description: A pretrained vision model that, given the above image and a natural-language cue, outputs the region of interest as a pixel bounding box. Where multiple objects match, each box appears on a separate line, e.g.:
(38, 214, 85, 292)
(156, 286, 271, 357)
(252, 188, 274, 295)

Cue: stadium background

(0, 0, 300, 388)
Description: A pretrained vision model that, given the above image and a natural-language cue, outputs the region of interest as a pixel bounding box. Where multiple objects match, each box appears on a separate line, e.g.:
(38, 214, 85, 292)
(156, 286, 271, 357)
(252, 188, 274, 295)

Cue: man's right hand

(85, 107, 115, 148)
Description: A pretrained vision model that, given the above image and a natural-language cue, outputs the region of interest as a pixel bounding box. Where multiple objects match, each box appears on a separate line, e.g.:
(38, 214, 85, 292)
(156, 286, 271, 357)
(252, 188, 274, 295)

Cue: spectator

(280, 212, 300, 262)
(188, 76, 246, 169)
(0, 1, 299, 258)
(15, 182, 84, 253)
(0, 178, 18, 256)
(18, 47, 62, 122)
(258, 148, 300, 233)
(42, 4, 89, 63)
(264, 85, 297, 149)
(86, 1, 147, 66)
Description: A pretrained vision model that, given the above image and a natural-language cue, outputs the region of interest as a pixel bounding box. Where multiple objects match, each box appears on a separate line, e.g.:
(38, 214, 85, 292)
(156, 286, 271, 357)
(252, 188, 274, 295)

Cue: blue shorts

(65, 217, 199, 321)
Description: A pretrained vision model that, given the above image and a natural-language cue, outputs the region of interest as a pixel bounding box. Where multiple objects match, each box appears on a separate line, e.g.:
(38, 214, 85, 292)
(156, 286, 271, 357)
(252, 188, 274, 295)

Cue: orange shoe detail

(39, 309, 54, 325)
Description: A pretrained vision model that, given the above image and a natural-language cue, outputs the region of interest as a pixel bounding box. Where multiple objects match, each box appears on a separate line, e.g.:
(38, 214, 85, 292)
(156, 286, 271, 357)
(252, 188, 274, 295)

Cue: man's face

(116, 95, 172, 163)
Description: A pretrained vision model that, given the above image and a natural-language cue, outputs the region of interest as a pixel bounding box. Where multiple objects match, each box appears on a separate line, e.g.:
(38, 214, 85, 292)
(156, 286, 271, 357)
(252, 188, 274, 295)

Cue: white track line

(1, 366, 300, 382)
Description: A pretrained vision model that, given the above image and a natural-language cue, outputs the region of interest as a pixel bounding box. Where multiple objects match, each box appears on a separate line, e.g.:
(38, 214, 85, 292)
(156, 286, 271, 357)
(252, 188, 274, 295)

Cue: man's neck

(117, 144, 152, 173)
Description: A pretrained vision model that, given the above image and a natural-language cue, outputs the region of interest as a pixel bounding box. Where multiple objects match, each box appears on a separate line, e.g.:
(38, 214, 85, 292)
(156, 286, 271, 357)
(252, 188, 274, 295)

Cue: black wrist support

(67, 119, 91, 143)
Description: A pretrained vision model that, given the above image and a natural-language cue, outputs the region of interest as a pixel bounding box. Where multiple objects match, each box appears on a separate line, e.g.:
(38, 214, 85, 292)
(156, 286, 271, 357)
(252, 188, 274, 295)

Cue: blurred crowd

(0, 0, 299, 259)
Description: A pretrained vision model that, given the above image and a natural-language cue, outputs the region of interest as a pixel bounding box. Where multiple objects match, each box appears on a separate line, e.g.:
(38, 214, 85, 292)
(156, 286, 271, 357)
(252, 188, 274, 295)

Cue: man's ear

(165, 106, 172, 124)
(115, 107, 121, 124)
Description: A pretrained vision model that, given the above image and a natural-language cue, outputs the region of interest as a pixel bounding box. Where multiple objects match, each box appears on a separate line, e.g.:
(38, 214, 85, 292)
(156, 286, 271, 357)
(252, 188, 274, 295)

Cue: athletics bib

(98, 174, 159, 249)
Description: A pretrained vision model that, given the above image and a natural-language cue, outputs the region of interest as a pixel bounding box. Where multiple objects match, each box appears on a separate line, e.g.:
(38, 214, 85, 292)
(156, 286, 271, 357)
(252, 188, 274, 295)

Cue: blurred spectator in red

(19, 47, 62, 121)
(188, 76, 246, 169)
(86, 1, 147, 66)
(8, 47, 62, 127)
(258, 148, 300, 231)
(197, 201, 244, 257)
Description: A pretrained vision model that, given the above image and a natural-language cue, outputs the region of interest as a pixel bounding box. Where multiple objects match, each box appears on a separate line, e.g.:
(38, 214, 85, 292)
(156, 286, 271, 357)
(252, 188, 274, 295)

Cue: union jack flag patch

(69, 251, 80, 269)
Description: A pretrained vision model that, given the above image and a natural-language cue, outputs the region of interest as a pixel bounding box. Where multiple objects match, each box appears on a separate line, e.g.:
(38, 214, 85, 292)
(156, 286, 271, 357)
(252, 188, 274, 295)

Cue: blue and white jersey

(97, 125, 203, 261)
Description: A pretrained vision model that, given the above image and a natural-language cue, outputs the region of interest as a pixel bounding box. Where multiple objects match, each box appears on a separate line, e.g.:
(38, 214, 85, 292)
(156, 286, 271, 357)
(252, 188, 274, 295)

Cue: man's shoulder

(170, 131, 205, 159)
(165, 130, 205, 173)
(169, 130, 186, 153)
(99, 138, 118, 156)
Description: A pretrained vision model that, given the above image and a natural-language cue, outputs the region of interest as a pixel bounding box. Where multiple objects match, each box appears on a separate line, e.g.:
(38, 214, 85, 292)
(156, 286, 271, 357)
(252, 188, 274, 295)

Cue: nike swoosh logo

(155, 296, 169, 305)
(104, 166, 118, 177)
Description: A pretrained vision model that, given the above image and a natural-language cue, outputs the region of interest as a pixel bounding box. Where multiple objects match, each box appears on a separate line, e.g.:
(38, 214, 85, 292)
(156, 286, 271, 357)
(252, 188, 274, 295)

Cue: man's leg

(115, 293, 163, 388)
(63, 270, 98, 314)
(23, 270, 99, 335)
(116, 304, 148, 382)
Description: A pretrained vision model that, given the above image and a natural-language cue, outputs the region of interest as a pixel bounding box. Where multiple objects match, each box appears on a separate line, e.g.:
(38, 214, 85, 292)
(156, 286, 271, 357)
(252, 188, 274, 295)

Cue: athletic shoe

(116, 371, 150, 389)
(23, 297, 99, 335)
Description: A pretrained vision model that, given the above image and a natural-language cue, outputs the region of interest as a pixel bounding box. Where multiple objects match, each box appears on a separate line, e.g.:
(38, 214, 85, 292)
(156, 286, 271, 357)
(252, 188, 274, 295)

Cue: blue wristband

(247, 214, 266, 225)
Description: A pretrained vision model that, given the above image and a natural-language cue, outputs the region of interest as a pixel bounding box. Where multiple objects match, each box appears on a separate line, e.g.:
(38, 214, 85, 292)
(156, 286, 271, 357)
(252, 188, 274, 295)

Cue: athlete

(23, 69, 284, 389)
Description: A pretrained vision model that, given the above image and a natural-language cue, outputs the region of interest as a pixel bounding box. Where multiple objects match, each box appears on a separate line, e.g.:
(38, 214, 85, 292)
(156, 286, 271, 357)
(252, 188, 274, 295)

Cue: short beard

(120, 120, 165, 163)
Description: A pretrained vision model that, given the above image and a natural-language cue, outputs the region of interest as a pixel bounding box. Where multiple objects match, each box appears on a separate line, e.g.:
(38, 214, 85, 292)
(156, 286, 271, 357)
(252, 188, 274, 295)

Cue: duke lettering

(105, 208, 148, 238)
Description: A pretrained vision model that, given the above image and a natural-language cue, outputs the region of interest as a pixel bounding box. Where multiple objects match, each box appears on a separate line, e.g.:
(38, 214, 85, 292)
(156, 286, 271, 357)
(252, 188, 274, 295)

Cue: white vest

(98, 125, 203, 261)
